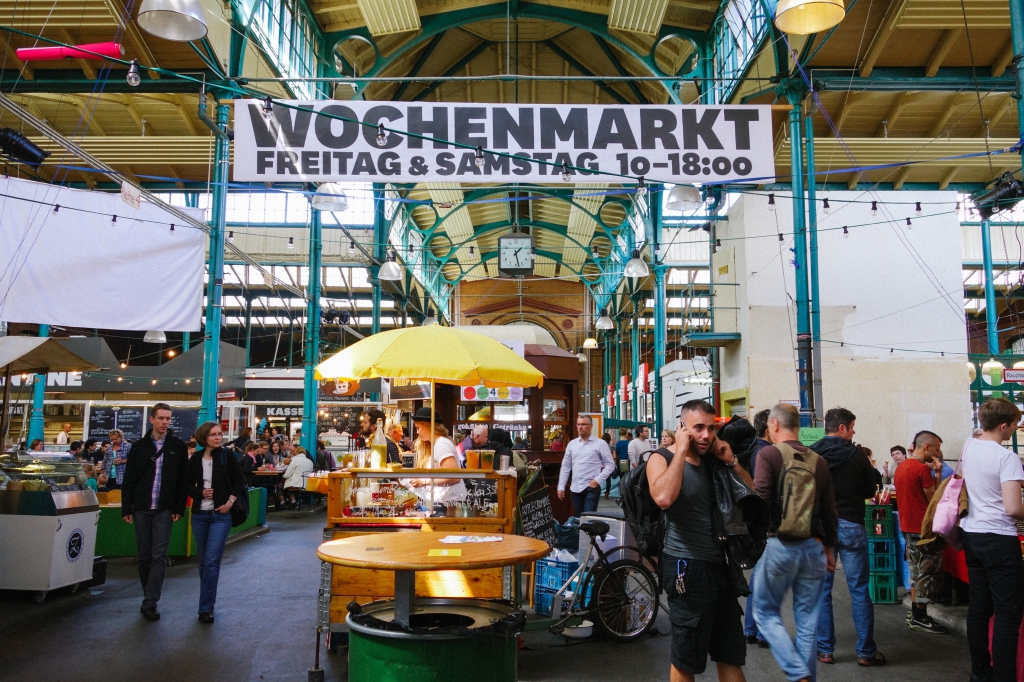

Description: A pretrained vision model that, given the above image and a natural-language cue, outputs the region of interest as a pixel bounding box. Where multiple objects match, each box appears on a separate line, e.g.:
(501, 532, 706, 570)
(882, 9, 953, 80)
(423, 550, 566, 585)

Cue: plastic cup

(465, 450, 481, 469)
(480, 450, 495, 470)
(500, 454, 510, 471)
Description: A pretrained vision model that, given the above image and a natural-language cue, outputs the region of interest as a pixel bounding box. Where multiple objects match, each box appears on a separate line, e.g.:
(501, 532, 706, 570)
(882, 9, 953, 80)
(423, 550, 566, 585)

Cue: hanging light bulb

(167, 349, 176, 357)
(822, 197, 830, 214)
(666, 184, 702, 211)
(636, 176, 647, 198)
(906, 217, 912, 227)
(185, 378, 191, 384)
(378, 250, 403, 280)
(561, 162, 571, 182)
(169, 223, 175, 235)
(126, 59, 141, 87)
(596, 309, 614, 330)
(376, 123, 387, 146)
(576, 349, 587, 362)
(768, 193, 776, 211)
(111, 214, 117, 224)
(227, 230, 234, 243)
(468, 245, 475, 257)
(591, 246, 600, 259)
(120, 361, 128, 369)
(348, 240, 355, 255)
(871, 201, 878, 215)
(287, 236, 294, 248)
(715, 238, 722, 248)
(778, 232, 784, 242)
(842, 226, 849, 238)
(117, 376, 123, 382)
(624, 249, 649, 278)
(582, 337, 598, 349)
(261, 96, 273, 121)
(474, 146, 485, 169)
(915, 201, 922, 216)
(53, 204, 59, 213)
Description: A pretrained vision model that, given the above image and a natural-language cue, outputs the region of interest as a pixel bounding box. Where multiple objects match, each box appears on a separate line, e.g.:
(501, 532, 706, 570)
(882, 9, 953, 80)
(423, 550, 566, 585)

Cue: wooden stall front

(324, 469, 518, 632)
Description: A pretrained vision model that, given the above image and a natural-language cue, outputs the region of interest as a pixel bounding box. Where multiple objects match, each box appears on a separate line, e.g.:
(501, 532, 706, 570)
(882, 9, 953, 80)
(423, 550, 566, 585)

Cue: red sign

(638, 363, 649, 394)
(607, 384, 615, 407)
(216, 390, 237, 400)
(620, 375, 629, 402)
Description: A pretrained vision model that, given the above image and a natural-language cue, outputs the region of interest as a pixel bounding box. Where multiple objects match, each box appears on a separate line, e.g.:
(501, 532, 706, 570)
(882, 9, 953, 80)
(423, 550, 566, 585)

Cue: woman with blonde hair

(660, 430, 676, 448)
(410, 407, 466, 512)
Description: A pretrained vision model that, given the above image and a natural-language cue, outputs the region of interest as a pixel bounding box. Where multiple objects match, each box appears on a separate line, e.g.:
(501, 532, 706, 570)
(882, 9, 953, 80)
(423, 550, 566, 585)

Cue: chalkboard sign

(169, 408, 200, 441)
(88, 406, 146, 441)
(463, 478, 498, 511)
(519, 486, 556, 547)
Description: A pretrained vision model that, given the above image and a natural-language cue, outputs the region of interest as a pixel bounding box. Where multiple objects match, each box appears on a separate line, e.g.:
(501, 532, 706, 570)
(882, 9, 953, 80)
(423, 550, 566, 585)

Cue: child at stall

(83, 463, 98, 492)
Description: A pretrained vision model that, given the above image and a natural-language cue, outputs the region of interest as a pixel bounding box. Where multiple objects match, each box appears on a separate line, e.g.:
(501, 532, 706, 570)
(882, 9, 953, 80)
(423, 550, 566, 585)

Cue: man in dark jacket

(812, 408, 885, 667)
(121, 403, 190, 621)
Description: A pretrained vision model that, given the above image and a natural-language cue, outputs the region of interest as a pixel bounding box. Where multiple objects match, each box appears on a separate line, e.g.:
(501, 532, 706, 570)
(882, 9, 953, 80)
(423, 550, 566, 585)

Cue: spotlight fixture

(871, 201, 878, 216)
(126, 59, 141, 86)
(312, 182, 350, 212)
(474, 146, 485, 169)
(636, 176, 647, 198)
(227, 230, 234, 243)
(468, 245, 475, 257)
(261, 96, 273, 121)
(378, 250, 403, 280)
(767, 193, 776, 211)
(421, 309, 438, 326)
(972, 172, 1024, 220)
(666, 184, 702, 211)
(376, 123, 387, 146)
(624, 249, 649, 278)
(915, 201, 922, 216)
(287, 237, 294, 249)
(715, 238, 722, 248)
(561, 162, 571, 182)
(595, 309, 614, 330)
(822, 197, 830, 214)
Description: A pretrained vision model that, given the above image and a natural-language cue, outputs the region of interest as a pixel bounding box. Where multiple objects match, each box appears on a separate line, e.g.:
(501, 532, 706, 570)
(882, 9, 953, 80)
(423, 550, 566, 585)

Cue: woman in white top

(960, 398, 1024, 682)
(410, 407, 466, 512)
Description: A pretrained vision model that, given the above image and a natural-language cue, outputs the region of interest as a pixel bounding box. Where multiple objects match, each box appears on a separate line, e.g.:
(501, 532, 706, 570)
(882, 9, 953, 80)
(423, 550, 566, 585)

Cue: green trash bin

(346, 598, 523, 682)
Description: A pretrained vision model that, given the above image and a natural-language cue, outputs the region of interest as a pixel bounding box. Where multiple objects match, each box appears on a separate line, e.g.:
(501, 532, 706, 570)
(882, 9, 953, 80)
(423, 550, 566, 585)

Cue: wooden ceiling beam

(6, 43, 31, 80)
(927, 93, 973, 137)
(925, 29, 961, 77)
(876, 92, 912, 136)
(171, 94, 201, 136)
(938, 166, 958, 190)
(116, 94, 147, 133)
(314, 1, 358, 14)
(975, 94, 1012, 137)
(859, 0, 904, 77)
(56, 29, 96, 79)
(833, 92, 865, 132)
(892, 165, 912, 189)
(992, 39, 1014, 77)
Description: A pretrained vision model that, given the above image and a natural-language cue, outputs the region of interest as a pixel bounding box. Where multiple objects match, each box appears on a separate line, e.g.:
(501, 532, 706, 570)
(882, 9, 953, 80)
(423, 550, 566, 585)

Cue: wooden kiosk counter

(320, 467, 519, 646)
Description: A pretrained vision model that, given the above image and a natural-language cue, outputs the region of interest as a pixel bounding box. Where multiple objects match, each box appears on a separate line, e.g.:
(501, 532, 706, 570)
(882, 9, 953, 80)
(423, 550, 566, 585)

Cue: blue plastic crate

(533, 580, 593, 616)
(535, 558, 579, 590)
(868, 552, 896, 572)
(868, 538, 896, 555)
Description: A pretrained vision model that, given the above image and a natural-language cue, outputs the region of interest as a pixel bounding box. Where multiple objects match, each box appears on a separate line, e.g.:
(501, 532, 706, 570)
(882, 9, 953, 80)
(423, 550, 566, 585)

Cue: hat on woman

(412, 407, 444, 424)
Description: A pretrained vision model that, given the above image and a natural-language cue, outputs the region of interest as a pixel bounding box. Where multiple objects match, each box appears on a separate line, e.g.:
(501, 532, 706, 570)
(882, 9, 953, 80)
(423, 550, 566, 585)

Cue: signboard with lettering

(88, 406, 146, 441)
(233, 102, 775, 185)
(519, 486, 556, 547)
(390, 379, 432, 401)
(168, 408, 200, 441)
(460, 386, 524, 402)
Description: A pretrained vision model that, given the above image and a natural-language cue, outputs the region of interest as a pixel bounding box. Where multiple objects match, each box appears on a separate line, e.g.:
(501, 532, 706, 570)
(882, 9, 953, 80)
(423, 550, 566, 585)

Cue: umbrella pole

(0, 365, 9, 450)
(429, 380, 435, 512)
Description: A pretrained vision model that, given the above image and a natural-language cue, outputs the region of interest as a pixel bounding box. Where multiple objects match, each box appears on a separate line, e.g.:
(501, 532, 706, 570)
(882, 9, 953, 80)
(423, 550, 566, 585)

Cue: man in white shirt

(628, 424, 652, 469)
(557, 415, 614, 516)
(55, 423, 72, 445)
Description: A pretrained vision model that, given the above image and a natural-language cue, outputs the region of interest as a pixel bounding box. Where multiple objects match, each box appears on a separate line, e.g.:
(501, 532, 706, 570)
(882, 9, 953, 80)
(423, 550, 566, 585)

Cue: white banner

(233, 101, 775, 185)
(0, 177, 205, 330)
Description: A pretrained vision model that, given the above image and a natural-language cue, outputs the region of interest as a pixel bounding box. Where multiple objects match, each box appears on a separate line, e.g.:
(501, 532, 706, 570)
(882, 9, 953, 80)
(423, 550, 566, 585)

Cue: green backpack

(775, 443, 820, 541)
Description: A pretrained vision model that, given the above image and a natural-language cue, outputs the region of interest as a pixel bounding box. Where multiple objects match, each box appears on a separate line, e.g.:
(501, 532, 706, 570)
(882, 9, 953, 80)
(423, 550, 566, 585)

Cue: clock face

(499, 236, 534, 273)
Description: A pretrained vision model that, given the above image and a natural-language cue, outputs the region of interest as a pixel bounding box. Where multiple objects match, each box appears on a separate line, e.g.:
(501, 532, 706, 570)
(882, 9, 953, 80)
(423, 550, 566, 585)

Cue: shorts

(662, 555, 746, 674)
(903, 532, 944, 603)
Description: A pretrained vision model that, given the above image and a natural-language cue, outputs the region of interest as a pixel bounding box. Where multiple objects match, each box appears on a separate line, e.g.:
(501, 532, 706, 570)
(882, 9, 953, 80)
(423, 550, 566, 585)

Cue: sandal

(858, 652, 887, 667)
(817, 652, 834, 664)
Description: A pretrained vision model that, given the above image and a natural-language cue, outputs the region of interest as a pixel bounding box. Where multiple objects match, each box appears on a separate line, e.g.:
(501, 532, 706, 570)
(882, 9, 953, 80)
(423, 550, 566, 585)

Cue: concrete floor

(0, 512, 972, 682)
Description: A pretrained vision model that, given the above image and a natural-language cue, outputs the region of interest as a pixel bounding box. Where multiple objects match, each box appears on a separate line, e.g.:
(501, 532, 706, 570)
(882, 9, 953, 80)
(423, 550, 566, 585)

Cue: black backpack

(618, 447, 671, 560)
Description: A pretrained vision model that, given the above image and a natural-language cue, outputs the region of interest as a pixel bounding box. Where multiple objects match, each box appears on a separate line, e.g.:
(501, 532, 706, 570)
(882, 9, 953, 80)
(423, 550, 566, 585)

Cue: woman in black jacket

(187, 421, 245, 623)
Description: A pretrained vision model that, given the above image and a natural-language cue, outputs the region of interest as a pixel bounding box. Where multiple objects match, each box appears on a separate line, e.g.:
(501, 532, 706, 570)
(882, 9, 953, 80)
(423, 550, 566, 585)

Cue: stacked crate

(866, 504, 899, 603)
(533, 557, 591, 617)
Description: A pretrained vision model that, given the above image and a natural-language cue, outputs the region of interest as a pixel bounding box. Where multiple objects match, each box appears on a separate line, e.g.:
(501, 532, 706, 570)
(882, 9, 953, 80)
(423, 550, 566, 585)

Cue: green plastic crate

(869, 552, 897, 572)
(869, 571, 898, 604)
(867, 518, 894, 538)
(865, 504, 893, 523)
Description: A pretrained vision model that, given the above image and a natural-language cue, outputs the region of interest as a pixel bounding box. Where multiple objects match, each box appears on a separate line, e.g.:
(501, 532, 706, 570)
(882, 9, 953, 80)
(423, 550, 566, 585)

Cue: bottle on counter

(370, 418, 387, 469)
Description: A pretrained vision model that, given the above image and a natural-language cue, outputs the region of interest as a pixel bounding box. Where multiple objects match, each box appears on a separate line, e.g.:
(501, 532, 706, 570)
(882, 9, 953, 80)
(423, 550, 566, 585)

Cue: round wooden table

(318, 532, 549, 628)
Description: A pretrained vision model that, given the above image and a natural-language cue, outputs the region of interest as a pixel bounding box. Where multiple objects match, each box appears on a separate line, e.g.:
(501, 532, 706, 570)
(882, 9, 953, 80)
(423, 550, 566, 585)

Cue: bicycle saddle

(580, 520, 610, 539)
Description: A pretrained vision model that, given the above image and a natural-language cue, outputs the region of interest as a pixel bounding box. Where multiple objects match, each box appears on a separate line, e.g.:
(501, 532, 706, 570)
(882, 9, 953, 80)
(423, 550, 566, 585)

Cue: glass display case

(542, 398, 568, 450)
(336, 470, 500, 519)
(0, 452, 89, 492)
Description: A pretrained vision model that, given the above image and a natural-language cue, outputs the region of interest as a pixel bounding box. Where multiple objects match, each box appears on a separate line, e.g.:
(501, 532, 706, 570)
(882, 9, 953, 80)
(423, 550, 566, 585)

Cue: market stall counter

(321, 468, 519, 648)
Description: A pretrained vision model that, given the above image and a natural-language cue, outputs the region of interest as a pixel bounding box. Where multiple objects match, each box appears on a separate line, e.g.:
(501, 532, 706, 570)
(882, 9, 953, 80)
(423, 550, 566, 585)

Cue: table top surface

(253, 470, 284, 475)
(317, 532, 550, 571)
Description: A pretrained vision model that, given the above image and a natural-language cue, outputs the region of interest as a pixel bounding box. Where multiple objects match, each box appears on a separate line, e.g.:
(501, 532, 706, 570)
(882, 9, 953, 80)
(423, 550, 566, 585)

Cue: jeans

(817, 519, 876, 658)
(191, 510, 233, 614)
(744, 571, 761, 639)
(570, 485, 602, 516)
(133, 508, 174, 609)
(753, 537, 829, 682)
(962, 532, 1024, 682)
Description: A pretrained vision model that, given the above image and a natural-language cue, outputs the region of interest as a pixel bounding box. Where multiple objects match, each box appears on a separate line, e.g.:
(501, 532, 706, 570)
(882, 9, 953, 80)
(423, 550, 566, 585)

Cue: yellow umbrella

(314, 326, 544, 388)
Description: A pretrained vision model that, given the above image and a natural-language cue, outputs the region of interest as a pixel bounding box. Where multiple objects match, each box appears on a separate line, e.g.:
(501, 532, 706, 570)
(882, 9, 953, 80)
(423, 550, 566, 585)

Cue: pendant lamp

(623, 250, 649, 279)
(137, 0, 209, 41)
(595, 309, 614, 330)
(666, 184, 703, 211)
(774, 0, 846, 35)
(378, 250, 403, 281)
(582, 337, 598, 349)
(312, 183, 349, 212)
(143, 330, 167, 344)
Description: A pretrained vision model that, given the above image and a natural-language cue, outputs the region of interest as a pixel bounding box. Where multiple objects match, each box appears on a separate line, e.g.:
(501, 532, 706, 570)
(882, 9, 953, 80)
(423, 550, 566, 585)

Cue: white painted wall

(718, 191, 972, 468)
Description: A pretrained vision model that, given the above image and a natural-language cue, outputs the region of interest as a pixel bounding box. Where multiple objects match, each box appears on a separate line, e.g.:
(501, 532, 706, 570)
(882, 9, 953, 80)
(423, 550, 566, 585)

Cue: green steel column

(603, 331, 612, 418)
(244, 296, 253, 366)
(631, 300, 640, 421)
(1010, 1, 1024, 178)
(615, 319, 623, 420)
(653, 265, 667, 432)
(370, 184, 386, 337)
(805, 114, 824, 425)
(27, 324, 48, 444)
(182, 332, 190, 351)
(982, 218, 1000, 355)
(199, 103, 229, 425)
(788, 99, 815, 426)
(301, 207, 323, 454)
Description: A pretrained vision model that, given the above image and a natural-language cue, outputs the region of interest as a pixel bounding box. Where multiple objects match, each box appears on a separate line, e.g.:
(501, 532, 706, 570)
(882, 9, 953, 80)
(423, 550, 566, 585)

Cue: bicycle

(546, 519, 660, 642)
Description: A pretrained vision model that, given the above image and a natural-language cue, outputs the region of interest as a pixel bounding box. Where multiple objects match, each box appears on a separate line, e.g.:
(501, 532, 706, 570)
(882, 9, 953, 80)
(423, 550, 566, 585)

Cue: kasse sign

(232, 102, 775, 185)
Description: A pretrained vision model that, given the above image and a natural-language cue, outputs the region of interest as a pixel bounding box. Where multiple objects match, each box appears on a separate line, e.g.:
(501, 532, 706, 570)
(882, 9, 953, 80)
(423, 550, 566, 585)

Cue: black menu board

(168, 408, 200, 441)
(88, 406, 146, 442)
(519, 486, 556, 547)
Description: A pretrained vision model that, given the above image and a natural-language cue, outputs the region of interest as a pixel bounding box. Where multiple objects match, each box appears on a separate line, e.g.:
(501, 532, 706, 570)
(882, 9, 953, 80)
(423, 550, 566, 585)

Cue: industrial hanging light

(623, 249, 649, 278)
(773, 0, 846, 35)
(596, 309, 614, 330)
(137, 0, 208, 41)
(972, 172, 1024, 220)
(143, 330, 167, 344)
(666, 184, 702, 211)
(576, 349, 588, 362)
(378, 250, 403, 280)
(0, 128, 50, 166)
(125, 59, 141, 86)
(421, 309, 438, 326)
(582, 337, 598, 349)
(312, 182, 350, 212)
(982, 357, 1005, 385)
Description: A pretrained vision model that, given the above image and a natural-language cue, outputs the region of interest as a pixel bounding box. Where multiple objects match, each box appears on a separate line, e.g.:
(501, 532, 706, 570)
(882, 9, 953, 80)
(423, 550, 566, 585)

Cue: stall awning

(0, 337, 99, 374)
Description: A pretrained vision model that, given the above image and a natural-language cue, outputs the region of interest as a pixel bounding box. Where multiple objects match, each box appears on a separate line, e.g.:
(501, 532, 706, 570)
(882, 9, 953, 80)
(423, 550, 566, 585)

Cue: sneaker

(858, 652, 886, 667)
(198, 612, 214, 623)
(908, 615, 947, 634)
(141, 606, 160, 621)
(906, 610, 913, 624)
(817, 652, 835, 664)
(757, 639, 770, 649)
(745, 635, 759, 645)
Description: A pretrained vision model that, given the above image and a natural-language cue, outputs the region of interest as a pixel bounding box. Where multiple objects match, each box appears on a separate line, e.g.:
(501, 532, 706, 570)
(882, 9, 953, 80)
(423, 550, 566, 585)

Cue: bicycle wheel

(588, 558, 659, 642)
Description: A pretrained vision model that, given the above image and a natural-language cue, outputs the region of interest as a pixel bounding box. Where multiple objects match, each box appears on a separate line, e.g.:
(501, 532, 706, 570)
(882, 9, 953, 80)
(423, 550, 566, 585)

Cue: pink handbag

(931, 442, 967, 547)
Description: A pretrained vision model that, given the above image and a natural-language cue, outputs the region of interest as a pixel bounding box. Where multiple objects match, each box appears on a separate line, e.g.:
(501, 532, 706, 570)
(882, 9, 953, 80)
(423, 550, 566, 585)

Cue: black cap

(412, 407, 444, 424)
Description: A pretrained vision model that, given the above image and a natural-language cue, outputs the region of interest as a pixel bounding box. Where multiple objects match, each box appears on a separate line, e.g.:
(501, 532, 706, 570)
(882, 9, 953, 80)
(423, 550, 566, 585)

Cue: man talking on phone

(646, 399, 747, 682)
